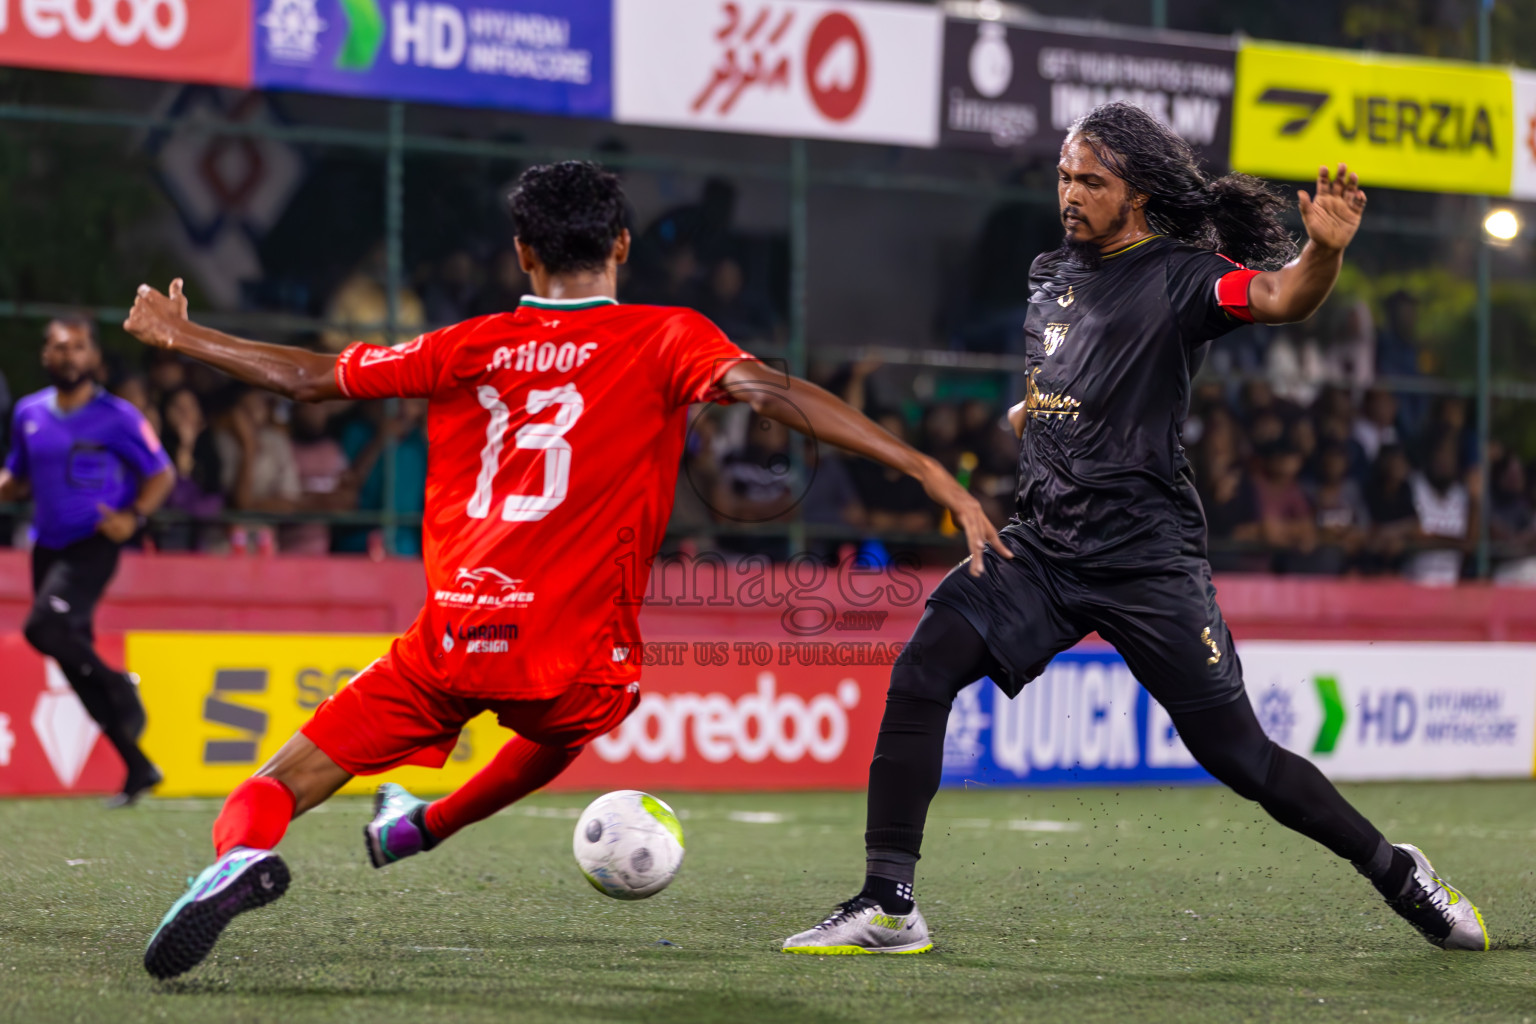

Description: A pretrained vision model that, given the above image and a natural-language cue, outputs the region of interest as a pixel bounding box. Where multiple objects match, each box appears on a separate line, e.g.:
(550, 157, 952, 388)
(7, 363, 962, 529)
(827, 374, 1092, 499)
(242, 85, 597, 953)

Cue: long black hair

(1069, 102, 1297, 270)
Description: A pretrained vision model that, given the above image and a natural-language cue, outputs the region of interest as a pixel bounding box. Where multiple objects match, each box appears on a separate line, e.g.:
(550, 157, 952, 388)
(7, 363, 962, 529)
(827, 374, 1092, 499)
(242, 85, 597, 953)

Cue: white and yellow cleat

(782, 896, 933, 955)
(1387, 843, 1489, 951)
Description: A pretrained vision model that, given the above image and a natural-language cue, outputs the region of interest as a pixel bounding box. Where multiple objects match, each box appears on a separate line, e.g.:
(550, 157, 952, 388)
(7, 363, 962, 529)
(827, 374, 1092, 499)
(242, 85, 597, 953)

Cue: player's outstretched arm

(717, 360, 1010, 576)
(124, 279, 343, 403)
(1246, 164, 1367, 325)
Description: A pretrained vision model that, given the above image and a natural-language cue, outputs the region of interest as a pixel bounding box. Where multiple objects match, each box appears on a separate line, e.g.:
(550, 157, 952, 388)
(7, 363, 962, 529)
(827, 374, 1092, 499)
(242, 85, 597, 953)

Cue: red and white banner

(555, 659, 887, 791)
(1513, 70, 1536, 201)
(0, 633, 125, 796)
(614, 0, 941, 146)
(0, 0, 251, 87)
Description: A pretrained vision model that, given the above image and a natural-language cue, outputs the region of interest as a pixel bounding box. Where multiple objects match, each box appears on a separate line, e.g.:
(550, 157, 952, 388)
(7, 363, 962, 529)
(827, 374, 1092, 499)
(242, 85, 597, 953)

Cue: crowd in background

(17, 337, 1524, 588)
(2, 177, 1533, 584)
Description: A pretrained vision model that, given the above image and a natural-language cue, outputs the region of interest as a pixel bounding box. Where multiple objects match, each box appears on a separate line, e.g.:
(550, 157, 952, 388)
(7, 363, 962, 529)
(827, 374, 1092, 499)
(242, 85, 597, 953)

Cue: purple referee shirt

(5, 387, 172, 550)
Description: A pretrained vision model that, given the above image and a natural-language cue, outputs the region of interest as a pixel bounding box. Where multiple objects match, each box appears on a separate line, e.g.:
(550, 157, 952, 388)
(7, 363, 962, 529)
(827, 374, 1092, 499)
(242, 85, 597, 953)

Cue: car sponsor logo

(435, 566, 536, 608)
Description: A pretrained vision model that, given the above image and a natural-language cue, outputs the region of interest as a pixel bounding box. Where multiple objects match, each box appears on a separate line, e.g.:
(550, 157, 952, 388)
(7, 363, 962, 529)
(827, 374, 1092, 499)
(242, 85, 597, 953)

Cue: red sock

(212, 776, 296, 856)
(424, 738, 580, 842)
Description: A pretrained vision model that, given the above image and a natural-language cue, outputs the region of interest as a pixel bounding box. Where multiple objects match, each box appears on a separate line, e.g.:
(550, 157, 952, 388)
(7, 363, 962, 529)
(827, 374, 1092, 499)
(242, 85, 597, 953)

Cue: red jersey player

(124, 162, 1008, 979)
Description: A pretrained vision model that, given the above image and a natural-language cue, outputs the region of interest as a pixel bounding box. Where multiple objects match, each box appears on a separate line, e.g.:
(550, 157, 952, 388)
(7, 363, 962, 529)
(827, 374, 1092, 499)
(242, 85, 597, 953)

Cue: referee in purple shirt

(0, 317, 175, 806)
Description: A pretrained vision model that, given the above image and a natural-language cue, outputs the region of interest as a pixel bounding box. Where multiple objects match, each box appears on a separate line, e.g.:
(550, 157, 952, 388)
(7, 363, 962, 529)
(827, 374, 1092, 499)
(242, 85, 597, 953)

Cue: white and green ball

(573, 790, 685, 900)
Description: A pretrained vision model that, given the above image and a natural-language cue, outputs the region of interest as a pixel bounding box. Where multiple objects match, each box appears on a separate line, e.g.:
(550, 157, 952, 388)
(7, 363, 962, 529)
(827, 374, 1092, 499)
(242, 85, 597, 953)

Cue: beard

(45, 366, 88, 390)
(1053, 202, 1133, 270)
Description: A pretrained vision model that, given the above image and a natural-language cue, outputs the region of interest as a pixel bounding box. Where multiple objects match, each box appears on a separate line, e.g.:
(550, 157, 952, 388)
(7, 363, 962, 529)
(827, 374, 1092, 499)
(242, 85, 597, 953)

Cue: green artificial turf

(1, 783, 1532, 1023)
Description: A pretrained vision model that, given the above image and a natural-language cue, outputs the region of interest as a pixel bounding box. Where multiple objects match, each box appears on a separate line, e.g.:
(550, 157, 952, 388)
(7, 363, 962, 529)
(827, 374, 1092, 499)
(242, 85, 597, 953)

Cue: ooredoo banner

(940, 18, 1234, 168)
(253, 0, 611, 118)
(614, 0, 942, 147)
(1513, 70, 1536, 201)
(0, 0, 251, 87)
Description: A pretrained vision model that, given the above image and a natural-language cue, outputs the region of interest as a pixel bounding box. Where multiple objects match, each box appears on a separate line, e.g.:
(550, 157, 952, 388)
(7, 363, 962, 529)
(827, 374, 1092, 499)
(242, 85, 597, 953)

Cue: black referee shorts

(928, 529, 1244, 714)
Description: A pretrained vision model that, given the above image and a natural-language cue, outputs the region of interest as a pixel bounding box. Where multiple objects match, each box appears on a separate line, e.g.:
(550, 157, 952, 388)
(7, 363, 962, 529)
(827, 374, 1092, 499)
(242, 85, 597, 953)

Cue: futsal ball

(573, 790, 685, 900)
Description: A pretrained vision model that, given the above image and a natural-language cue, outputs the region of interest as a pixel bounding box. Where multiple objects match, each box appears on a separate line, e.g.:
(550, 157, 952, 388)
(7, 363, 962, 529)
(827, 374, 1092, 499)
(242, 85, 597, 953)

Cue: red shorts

(301, 645, 640, 776)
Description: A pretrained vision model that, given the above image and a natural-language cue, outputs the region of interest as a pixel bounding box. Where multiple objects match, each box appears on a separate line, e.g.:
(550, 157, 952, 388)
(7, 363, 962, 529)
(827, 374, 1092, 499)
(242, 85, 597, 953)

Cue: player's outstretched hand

(921, 470, 1011, 577)
(1298, 164, 1366, 253)
(124, 278, 190, 349)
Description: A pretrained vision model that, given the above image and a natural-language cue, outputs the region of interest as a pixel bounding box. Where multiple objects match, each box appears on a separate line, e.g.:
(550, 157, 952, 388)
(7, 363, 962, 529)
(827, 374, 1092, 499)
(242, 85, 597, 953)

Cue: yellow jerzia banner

(129, 632, 510, 798)
(1233, 42, 1514, 196)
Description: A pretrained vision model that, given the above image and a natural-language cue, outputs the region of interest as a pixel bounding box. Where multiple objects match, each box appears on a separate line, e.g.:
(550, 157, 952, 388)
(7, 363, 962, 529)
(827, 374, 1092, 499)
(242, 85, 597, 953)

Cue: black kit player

(783, 103, 1488, 955)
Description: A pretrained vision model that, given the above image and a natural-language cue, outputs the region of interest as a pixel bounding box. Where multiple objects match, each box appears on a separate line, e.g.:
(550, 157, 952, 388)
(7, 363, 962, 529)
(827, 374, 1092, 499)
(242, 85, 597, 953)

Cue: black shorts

(928, 528, 1244, 714)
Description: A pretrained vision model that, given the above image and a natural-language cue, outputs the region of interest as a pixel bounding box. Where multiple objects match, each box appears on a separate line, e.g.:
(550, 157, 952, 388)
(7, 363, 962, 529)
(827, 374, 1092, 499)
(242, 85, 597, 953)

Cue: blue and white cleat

(143, 846, 289, 979)
(364, 782, 432, 868)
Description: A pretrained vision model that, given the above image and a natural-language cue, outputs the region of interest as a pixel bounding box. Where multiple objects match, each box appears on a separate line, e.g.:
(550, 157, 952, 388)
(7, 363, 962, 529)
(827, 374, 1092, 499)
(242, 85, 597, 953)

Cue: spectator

(1352, 388, 1400, 464)
(1490, 453, 1536, 583)
(714, 413, 798, 525)
(1417, 396, 1477, 475)
(1308, 442, 1371, 572)
(471, 248, 531, 317)
(321, 241, 426, 352)
(285, 401, 356, 555)
(919, 402, 964, 475)
(1287, 416, 1319, 484)
(848, 413, 936, 534)
(1202, 448, 1266, 573)
(1406, 435, 1473, 585)
(1375, 291, 1422, 414)
(421, 249, 484, 325)
(970, 418, 1019, 526)
(1251, 440, 1316, 571)
(145, 349, 187, 407)
(800, 439, 866, 549)
(114, 376, 157, 434)
(695, 255, 777, 345)
(216, 388, 302, 553)
(1364, 444, 1418, 572)
(158, 387, 225, 551)
(337, 398, 428, 557)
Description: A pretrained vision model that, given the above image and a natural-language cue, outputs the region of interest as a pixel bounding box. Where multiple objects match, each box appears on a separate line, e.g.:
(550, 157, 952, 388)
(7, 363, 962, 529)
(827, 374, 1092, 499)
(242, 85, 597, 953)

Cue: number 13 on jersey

(467, 383, 585, 522)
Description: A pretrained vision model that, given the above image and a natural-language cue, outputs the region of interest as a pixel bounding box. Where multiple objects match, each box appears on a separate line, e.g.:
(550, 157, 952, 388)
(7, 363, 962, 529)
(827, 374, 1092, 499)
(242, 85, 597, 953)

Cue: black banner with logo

(941, 19, 1236, 169)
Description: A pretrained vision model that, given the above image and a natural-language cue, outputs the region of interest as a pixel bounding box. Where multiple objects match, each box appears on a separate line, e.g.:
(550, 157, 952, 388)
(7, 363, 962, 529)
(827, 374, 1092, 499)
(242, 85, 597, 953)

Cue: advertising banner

(1232, 41, 1513, 195)
(940, 641, 1536, 788)
(1513, 70, 1536, 201)
(127, 631, 889, 796)
(0, 633, 130, 796)
(252, 0, 611, 119)
(940, 18, 1234, 168)
(0, 0, 251, 87)
(939, 649, 1212, 788)
(614, 0, 941, 147)
(1239, 642, 1536, 781)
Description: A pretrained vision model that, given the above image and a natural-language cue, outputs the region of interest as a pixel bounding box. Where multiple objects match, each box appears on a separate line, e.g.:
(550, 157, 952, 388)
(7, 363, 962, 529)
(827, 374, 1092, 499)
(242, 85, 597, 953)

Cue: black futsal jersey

(1012, 234, 1255, 569)
(928, 234, 1259, 708)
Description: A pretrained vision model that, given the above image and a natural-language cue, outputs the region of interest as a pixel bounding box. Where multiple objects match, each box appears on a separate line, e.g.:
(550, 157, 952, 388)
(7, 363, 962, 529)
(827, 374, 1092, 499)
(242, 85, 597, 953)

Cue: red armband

(1215, 268, 1262, 323)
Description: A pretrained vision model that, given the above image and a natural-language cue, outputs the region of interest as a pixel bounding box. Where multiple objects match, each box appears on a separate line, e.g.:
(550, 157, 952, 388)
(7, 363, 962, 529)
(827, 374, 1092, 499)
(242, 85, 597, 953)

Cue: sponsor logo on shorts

(436, 566, 536, 609)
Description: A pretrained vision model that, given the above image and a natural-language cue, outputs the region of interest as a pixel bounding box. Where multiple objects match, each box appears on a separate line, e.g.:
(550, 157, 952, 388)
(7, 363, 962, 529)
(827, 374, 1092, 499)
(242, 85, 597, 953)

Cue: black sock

(1356, 839, 1414, 899)
(860, 875, 914, 916)
(409, 804, 440, 851)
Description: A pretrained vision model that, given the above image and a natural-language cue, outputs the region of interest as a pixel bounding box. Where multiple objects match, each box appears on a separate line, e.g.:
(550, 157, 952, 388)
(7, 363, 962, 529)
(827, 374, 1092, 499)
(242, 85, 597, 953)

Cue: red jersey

(335, 296, 752, 699)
